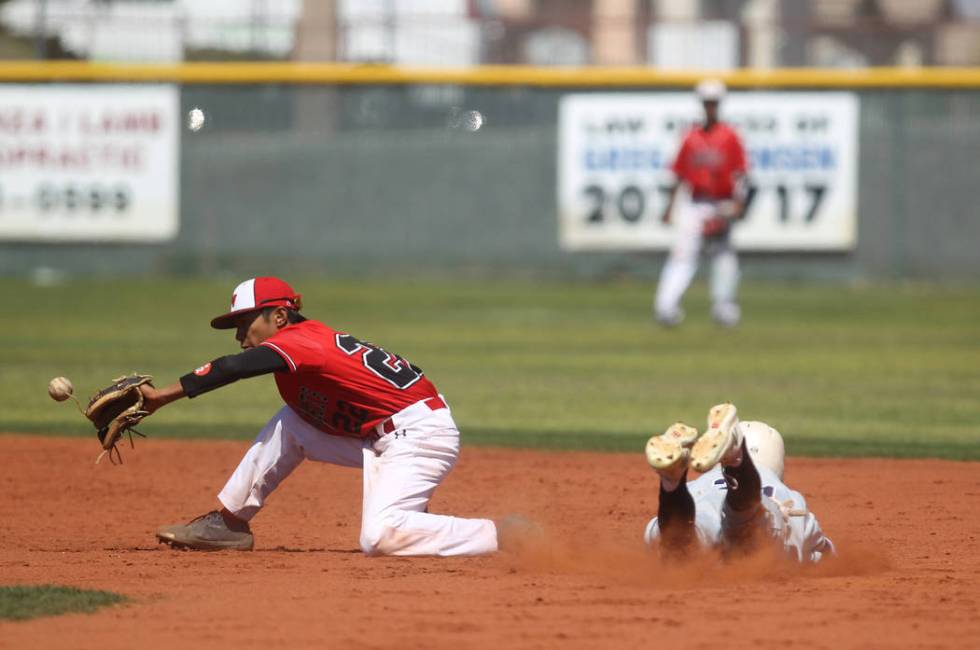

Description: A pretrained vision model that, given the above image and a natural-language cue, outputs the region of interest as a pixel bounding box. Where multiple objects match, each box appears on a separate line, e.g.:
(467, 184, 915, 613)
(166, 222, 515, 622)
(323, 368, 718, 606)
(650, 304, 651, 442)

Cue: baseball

(48, 376, 74, 402)
(188, 107, 205, 131)
(448, 108, 484, 132)
(459, 109, 484, 132)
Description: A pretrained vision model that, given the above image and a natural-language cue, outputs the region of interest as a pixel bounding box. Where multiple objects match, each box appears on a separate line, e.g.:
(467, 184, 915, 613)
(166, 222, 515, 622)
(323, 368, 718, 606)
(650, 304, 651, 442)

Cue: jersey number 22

(335, 334, 423, 390)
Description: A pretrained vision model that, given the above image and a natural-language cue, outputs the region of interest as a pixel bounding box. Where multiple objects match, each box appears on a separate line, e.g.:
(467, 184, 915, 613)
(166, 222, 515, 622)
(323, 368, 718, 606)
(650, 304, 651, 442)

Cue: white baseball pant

(217, 399, 499, 556)
(643, 465, 836, 563)
(654, 199, 741, 325)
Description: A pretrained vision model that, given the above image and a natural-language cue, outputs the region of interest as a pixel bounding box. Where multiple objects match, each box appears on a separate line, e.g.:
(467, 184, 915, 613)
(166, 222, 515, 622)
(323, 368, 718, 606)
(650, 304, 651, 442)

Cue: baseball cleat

(156, 510, 254, 551)
(655, 308, 685, 328)
(711, 303, 741, 329)
(645, 422, 700, 483)
(691, 403, 742, 473)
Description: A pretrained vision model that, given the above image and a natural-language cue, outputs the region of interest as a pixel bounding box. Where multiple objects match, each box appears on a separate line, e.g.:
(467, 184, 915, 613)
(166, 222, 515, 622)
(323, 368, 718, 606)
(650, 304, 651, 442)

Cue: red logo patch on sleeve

(194, 363, 212, 376)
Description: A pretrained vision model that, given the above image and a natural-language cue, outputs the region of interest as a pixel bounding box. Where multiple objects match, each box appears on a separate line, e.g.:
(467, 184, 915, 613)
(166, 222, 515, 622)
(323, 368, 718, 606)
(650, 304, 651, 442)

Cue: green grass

(0, 585, 126, 621)
(4, 277, 980, 460)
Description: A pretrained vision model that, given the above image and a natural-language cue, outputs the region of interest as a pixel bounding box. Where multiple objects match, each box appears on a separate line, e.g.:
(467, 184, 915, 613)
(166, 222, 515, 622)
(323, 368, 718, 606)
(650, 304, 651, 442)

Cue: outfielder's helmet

(740, 421, 786, 480)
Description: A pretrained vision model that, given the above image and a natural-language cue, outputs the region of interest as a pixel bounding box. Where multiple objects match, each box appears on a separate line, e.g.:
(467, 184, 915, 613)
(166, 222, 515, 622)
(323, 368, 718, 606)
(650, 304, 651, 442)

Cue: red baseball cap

(210, 277, 303, 329)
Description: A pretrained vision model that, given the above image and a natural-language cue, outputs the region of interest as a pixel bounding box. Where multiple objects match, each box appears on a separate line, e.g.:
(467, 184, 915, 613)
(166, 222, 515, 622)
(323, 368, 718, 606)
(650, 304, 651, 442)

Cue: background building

(1, 0, 978, 67)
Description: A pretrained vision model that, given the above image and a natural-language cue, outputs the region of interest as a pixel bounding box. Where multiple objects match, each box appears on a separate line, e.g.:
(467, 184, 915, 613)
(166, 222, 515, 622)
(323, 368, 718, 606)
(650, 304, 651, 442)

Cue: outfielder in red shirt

(655, 79, 749, 328)
(142, 277, 518, 555)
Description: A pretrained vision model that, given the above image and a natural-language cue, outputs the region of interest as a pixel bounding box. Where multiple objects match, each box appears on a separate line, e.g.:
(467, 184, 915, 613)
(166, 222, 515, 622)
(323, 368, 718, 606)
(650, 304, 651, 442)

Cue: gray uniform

(643, 464, 835, 563)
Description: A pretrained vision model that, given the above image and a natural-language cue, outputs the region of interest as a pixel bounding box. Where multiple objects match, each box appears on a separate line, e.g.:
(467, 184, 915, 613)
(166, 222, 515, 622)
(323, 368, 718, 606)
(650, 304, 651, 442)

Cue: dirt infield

(1, 435, 978, 650)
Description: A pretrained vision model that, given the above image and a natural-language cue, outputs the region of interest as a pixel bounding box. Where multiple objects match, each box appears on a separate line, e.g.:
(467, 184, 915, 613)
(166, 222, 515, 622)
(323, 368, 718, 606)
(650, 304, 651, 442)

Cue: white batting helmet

(695, 78, 726, 102)
(739, 421, 786, 480)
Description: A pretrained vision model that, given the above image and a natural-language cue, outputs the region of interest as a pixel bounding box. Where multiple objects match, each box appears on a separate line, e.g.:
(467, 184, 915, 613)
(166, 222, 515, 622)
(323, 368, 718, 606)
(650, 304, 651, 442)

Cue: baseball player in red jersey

(142, 277, 509, 555)
(655, 79, 749, 328)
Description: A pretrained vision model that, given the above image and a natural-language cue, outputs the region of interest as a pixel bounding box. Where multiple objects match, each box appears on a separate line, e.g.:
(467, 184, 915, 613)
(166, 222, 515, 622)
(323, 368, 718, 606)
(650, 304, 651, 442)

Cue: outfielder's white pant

(654, 200, 741, 325)
(217, 399, 499, 556)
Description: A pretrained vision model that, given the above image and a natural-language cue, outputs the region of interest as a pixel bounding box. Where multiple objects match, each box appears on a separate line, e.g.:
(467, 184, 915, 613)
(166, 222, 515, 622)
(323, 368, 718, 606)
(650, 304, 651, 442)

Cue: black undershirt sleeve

(179, 345, 289, 398)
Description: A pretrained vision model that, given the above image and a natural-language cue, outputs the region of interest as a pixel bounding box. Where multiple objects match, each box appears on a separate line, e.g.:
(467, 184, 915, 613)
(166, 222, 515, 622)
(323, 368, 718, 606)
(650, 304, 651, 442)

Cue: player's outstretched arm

(140, 346, 288, 414)
(140, 381, 185, 414)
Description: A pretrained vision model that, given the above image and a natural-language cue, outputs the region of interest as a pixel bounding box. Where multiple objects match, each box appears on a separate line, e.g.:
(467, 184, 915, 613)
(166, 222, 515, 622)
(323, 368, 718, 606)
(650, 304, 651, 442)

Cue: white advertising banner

(0, 84, 179, 242)
(558, 92, 859, 251)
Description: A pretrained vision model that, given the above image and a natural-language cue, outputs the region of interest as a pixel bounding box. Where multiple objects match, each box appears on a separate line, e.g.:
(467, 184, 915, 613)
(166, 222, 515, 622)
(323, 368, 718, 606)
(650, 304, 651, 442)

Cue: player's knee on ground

(359, 512, 405, 556)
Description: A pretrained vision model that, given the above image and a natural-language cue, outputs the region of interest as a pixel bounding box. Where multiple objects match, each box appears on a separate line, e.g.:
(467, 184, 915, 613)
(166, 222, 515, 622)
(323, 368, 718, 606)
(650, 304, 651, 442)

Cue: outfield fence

(1, 64, 978, 282)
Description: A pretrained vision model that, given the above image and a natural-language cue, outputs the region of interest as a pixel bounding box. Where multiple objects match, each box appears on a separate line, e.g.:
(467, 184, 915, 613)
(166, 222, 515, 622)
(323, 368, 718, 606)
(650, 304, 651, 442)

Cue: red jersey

(671, 123, 747, 200)
(260, 320, 440, 438)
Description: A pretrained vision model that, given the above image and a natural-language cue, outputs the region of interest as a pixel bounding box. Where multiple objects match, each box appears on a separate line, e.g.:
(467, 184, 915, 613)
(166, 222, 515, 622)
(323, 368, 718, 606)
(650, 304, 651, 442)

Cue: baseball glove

(85, 373, 154, 464)
(701, 215, 731, 238)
